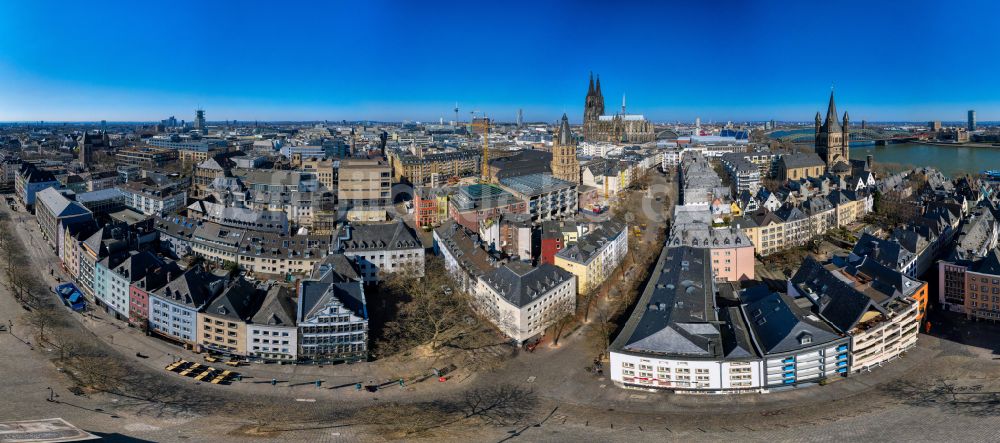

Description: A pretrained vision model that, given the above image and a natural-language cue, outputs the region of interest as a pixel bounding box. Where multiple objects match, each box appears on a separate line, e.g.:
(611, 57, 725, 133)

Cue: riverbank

(852, 142, 997, 177)
(908, 140, 1000, 149)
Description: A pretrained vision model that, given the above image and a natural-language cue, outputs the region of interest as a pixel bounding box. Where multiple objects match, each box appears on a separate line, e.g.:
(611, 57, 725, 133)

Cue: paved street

(4, 184, 1000, 441)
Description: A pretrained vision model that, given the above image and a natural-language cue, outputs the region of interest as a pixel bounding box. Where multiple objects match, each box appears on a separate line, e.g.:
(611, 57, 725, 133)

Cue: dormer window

(798, 332, 812, 345)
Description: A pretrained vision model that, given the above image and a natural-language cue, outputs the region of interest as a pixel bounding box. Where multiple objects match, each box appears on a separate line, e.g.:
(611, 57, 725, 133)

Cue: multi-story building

(475, 262, 576, 343)
(414, 187, 451, 229)
(449, 184, 527, 231)
(740, 285, 851, 388)
(498, 173, 578, 224)
(248, 285, 299, 362)
(197, 278, 265, 356)
(553, 220, 627, 294)
(76, 189, 126, 218)
(119, 179, 188, 216)
(720, 152, 766, 194)
(115, 146, 178, 169)
(610, 247, 764, 393)
(85, 170, 119, 192)
(35, 187, 93, 251)
(297, 254, 368, 362)
(389, 149, 480, 185)
(434, 220, 499, 294)
(149, 266, 224, 344)
(938, 207, 1000, 316)
(333, 221, 424, 283)
(236, 231, 331, 278)
(128, 263, 174, 330)
(94, 250, 166, 321)
(190, 222, 246, 265)
(15, 163, 59, 209)
(337, 158, 391, 220)
(790, 257, 921, 373)
(187, 200, 289, 234)
(299, 158, 337, 190)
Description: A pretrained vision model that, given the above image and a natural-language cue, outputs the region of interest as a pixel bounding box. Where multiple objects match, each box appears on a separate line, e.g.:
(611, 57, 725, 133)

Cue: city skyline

(2, 0, 1000, 122)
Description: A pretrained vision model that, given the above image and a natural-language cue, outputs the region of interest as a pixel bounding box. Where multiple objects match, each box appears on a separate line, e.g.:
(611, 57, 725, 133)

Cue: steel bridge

(771, 128, 916, 145)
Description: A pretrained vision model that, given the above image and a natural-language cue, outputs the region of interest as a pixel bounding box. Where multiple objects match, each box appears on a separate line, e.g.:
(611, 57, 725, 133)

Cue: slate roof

(555, 220, 625, 264)
(203, 278, 265, 322)
(740, 285, 842, 355)
(790, 257, 882, 334)
(251, 285, 297, 327)
(152, 266, 221, 309)
(611, 246, 733, 359)
(971, 249, 1000, 276)
(481, 262, 574, 308)
(299, 258, 367, 320)
(780, 153, 825, 169)
(851, 233, 915, 272)
(37, 187, 91, 218)
(335, 221, 422, 252)
(101, 250, 164, 283)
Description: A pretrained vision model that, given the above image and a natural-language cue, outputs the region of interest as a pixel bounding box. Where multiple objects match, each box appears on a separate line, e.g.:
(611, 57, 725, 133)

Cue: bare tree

(586, 303, 616, 355)
(47, 327, 84, 362)
(540, 296, 575, 346)
(24, 306, 61, 343)
(376, 256, 477, 355)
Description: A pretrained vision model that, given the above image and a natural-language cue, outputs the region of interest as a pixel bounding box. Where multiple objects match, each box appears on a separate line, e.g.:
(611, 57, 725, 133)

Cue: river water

(851, 143, 1000, 178)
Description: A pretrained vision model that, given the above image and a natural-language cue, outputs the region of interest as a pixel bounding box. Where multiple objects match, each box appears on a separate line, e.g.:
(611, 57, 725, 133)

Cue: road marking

(295, 398, 316, 402)
(526, 376, 536, 383)
(599, 384, 607, 389)
(629, 394, 648, 399)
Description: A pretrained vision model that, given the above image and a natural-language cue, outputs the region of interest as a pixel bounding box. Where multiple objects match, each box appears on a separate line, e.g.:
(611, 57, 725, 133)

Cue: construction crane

(472, 116, 491, 182)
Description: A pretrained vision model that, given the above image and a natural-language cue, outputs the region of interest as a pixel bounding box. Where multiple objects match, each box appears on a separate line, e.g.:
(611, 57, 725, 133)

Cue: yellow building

(197, 278, 264, 356)
(553, 222, 628, 295)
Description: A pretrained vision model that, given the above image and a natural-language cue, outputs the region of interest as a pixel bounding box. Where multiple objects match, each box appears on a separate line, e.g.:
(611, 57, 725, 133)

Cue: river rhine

(851, 142, 1000, 178)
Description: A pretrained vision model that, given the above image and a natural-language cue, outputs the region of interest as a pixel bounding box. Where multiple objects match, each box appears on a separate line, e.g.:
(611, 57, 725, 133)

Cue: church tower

(583, 73, 605, 141)
(815, 90, 850, 174)
(551, 114, 580, 184)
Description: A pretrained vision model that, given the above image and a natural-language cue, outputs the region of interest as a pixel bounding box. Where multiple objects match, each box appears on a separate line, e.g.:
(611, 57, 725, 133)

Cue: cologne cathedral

(582, 73, 655, 143)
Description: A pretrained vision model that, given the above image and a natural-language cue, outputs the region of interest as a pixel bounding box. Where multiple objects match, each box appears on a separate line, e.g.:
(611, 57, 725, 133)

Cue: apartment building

(248, 285, 299, 362)
(389, 149, 480, 185)
(333, 221, 424, 283)
(148, 266, 224, 344)
(498, 173, 578, 223)
(476, 262, 576, 342)
(35, 187, 93, 250)
(197, 278, 265, 356)
(553, 220, 627, 294)
(338, 159, 391, 218)
(119, 178, 188, 216)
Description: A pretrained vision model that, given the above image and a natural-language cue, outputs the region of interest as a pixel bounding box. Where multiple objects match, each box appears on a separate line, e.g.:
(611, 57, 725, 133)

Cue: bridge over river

(771, 128, 916, 146)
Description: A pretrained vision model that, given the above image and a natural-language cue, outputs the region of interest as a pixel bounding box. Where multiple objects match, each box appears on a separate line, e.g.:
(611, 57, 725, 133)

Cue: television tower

(453, 102, 459, 126)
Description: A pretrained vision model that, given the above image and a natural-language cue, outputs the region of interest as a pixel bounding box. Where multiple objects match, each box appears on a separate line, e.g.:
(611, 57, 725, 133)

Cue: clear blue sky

(1, 0, 998, 123)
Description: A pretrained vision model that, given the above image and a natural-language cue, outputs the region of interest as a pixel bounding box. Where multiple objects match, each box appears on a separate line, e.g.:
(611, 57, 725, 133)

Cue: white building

(475, 262, 576, 343)
(334, 221, 424, 283)
(248, 285, 299, 362)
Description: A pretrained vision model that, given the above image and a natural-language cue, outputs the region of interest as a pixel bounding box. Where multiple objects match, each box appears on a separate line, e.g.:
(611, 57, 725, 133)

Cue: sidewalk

(4, 203, 475, 404)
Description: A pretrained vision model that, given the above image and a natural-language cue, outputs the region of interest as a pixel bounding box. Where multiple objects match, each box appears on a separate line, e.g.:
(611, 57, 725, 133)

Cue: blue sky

(1, 0, 998, 123)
